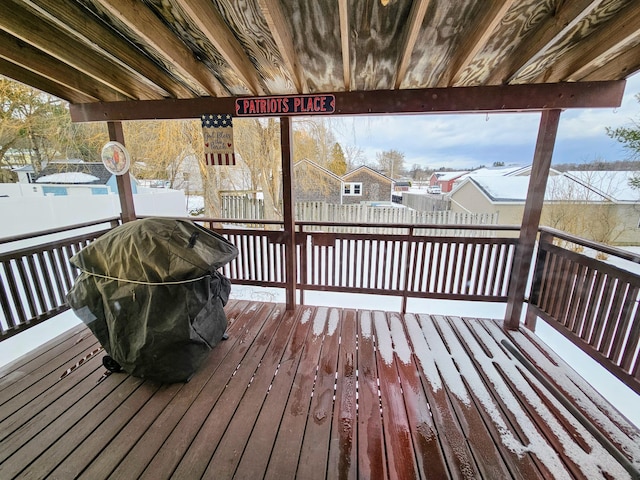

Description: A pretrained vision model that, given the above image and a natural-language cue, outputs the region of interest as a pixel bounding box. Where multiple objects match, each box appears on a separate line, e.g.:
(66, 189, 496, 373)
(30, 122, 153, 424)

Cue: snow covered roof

(459, 173, 635, 204)
(565, 171, 639, 202)
(433, 171, 469, 181)
(35, 172, 100, 184)
(34, 162, 112, 185)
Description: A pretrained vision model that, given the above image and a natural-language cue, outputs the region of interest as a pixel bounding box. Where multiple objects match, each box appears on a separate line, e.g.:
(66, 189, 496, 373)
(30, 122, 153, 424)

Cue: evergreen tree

(327, 142, 347, 175)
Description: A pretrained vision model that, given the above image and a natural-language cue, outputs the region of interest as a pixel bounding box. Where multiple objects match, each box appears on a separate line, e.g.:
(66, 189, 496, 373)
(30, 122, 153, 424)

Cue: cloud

(330, 72, 640, 169)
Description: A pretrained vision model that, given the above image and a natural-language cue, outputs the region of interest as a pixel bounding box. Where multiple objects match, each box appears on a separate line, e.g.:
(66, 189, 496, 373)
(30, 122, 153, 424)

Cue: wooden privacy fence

(219, 197, 499, 232)
(527, 227, 640, 395)
(295, 202, 498, 231)
(0, 218, 120, 340)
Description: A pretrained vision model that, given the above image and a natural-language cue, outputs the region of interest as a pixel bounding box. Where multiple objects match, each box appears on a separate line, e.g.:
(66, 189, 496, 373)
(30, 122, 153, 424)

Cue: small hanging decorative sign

(101, 141, 130, 175)
(201, 114, 236, 166)
(235, 94, 335, 117)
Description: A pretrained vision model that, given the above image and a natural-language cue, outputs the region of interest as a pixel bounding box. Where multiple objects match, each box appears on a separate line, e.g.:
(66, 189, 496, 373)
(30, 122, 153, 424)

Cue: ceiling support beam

(487, 0, 600, 85)
(258, 0, 305, 93)
(107, 122, 136, 224)
(394, 0, 430, 90)
(338, 0, 350, 91)
(95, 0, 226, 97)
(440, 0, 516, 87)
(174, 0, 264, 95)
(504, 109, 561, 330)
(70, 80, 625, 123)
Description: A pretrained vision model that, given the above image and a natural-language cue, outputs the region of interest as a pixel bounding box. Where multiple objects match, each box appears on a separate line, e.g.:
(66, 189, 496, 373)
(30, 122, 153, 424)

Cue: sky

(331, 73, 640, 171)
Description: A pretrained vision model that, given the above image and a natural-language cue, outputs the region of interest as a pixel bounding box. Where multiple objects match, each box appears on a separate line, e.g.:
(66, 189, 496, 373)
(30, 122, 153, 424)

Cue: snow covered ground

(2, 284, 638, 428)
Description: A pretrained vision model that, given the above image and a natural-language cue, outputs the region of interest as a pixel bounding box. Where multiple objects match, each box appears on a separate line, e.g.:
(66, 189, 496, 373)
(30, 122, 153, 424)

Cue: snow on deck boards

(0, 300, 639, 479)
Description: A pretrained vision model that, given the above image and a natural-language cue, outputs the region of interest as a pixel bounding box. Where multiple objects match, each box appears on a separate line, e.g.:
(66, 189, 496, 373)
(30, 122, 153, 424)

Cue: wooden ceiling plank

(25, 0, 195, 99)
(444, 0, 517, 87)
(394, 0, 430, 90)
(488, 0, 600, 85)
(338, 0, 350, 91)
(0, 28, 129, 102)
(0, 0, 161, 100)
(257, 0, 305, 93)
(95, 0, 226, 97)
(539, 1, 640, 83)
(581, 43, 640, 81)
(70, 81, 626, 122)
(174, 0, 264, 95)
(0, 57, 97, 103)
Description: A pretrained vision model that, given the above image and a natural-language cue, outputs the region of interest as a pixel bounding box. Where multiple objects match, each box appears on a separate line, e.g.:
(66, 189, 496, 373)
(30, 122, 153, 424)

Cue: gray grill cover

(67, 217, 238, 383)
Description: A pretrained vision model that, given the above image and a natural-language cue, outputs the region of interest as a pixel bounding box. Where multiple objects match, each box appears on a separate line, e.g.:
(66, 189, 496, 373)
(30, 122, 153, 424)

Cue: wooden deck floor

(1, 300, 639, 479)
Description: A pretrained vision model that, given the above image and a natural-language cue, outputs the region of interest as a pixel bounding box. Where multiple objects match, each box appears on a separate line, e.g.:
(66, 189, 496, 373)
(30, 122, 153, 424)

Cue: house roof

(457, 174, 628, 204)
(343, 165, 392, 183)
(565, 170, 639, 202)
(294, 159, 343, 182)
(33, 162, 113, 185)
(0, 1, 632, 118)
(433, 171, 470, 182)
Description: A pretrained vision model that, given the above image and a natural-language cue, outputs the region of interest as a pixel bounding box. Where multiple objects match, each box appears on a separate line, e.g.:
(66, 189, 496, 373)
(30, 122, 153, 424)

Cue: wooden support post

(504, 109, 561, 330)
(107, 121, 136, 223)
(281, 116, 296, 311)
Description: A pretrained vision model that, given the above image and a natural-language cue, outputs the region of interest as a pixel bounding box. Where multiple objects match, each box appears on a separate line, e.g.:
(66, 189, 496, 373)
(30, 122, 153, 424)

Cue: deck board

(1, 300, 639, 479)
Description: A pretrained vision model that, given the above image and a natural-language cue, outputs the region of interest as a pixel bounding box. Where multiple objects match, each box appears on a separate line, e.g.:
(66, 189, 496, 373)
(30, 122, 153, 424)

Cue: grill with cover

(67, 218, 238, 383)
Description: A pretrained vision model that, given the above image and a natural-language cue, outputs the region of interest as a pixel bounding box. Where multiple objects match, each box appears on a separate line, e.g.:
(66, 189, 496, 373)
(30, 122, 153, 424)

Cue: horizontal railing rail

(528, 226, 640, 395)
(0, 218, 120, 340)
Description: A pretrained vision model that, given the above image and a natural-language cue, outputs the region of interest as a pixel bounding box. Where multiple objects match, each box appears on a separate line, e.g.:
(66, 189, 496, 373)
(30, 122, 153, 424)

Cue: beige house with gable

(450, 171, 640, 245)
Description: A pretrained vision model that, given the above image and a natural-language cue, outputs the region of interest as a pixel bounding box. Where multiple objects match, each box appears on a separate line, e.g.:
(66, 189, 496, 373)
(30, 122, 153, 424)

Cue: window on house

(344, 182, 362, 196)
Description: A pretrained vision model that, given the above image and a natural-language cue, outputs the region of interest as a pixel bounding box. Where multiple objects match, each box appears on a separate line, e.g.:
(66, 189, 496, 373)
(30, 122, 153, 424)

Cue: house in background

(450, 171, 640, 245)
(33, 161, 138, 196)
(293, 159, 343, 204)
(11, 165, 36, 184)
(428, 170, 469, 193)
(341, 165, 393, 205)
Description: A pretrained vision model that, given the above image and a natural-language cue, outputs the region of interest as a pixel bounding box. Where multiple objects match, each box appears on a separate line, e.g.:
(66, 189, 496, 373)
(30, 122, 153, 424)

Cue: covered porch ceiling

(1, 0, 639, 119)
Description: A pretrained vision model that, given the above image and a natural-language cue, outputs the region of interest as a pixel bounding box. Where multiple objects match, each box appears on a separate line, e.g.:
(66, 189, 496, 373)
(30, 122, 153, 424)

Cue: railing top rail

(0, 217, 121, 245)
(539, 226, 640, 264)
(139, 215, 285, 227)
(297, 221, 521, 231)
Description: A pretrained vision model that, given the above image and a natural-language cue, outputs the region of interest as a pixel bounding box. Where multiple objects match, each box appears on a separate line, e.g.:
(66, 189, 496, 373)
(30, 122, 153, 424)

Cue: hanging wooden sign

(235, 94, 335, 117)
(201, 114, 236, 166)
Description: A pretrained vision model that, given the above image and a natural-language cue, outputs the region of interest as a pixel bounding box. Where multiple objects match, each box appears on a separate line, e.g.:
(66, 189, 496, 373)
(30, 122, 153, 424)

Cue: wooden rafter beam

(338, 0, 350, 91)
(538, 1, 640, 83)
(0, 0, 163, 100)
(95, 0, 226, 97)
(257, 0, 305, 93)
(69, 80, 626, 123)
(0, 26, 127, 102)
(488, 0, 600, 85)
(174, 0, 264, 96)
(582, 42, 640, 81)
(394, 0, 430, 90)
(440, 0, 516, 87)
(25, 0, 196, 99)
(0, 57, 97, 103)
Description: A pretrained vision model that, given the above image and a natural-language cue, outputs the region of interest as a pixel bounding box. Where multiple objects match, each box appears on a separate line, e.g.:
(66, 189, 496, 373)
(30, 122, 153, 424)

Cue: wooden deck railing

(0, 218, 120, 340)
(527, 227, 640, 395)
(4, 216, 640, 399)
(294, 222, 519, 311)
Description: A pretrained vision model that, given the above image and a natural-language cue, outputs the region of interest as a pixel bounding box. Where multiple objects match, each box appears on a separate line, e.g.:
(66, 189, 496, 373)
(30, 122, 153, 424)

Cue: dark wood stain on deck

(1, 300, 639, 479)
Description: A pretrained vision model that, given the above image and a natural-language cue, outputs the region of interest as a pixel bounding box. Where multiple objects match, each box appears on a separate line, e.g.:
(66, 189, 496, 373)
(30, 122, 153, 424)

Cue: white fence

(295, 202, 498, 226)
(218, 196, 499, 232)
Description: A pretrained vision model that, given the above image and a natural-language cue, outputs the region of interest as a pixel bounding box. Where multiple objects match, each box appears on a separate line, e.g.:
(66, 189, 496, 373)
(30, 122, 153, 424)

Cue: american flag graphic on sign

(201, 114, 236, 166)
